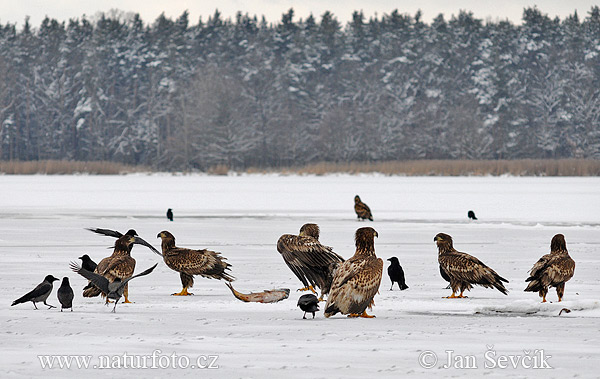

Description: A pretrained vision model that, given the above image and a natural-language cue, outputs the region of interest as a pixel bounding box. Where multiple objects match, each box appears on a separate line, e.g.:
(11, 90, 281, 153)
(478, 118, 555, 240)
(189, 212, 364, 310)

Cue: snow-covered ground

(1, 175, 599, 378)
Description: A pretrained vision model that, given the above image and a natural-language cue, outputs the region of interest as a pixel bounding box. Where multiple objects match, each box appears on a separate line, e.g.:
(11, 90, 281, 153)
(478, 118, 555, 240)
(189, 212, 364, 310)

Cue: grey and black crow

(387, 257, 408, 290)
(11, 275, 59, 309)
(70, 261, 158, 312)
(86, 228, 161, 256)
(57, 277, 74, 312)
(78, 254, 97, 272)
(167, 208, 173, 221)
(468, 210, 477, 220)
(297, 294, 319, 319)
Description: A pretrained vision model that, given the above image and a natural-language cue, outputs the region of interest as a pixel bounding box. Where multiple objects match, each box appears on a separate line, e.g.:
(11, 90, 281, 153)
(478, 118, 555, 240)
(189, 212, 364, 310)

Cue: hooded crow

(11, 275, 59, 309)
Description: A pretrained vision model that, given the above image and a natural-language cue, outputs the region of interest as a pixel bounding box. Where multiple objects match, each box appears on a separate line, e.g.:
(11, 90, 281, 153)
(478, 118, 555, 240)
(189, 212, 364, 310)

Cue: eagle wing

(440, 251, 508, 294)
(164, 247, 233, 281)
(528, 253, 575, 287)
(70, 261, 110, 294)
(277, 234, 344, 290)
(354, 202, 373, 220)
(101, 255, 136, 281)
(325, 256, 383, 316)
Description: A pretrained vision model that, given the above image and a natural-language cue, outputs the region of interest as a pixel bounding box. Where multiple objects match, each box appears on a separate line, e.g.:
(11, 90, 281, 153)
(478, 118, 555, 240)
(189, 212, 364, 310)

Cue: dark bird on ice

(11, 275, 59, 309)
(387, 257, 409, 290)
(297, 294, 319, 319)
(525, 234, 575, 303)
(277, 223, 345, 300)
(440, 265, 451, 289)
(325, 227, 383, 318)
(86, 227, 161, 256)
(157, 231, 234, 296)
(78, 254, 97, 272)
(167, 208, 173, 221)
(57, 277, 74, 312)
(83, 235, 138, 303)
(354, 195, 373, 221)
(468, 210, 478, 220)
(70, 261, 158, 312)
(434, 233, 508, 298)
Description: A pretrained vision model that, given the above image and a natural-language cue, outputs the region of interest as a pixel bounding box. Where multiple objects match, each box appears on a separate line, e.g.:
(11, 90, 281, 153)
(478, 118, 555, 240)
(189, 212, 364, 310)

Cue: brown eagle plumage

(434, 233, 508, 298)
(324, 227, 383, 318)
(82, 234, 137, 303)
(277, 223, 345, 299)
(525, 234, 575, 302)
(354, 195, 373, 221)
(157, 231, 234, 296)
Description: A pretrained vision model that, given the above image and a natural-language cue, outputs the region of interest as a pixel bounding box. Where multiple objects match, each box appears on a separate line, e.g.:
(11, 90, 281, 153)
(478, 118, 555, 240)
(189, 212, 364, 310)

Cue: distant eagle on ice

(434, 233, 508, 298)
(277, 223, 344, 300)
(525, 234, 575, 302)
(324, 227, 383, 318)
(157, 231, 234, 296)
(354, 195, 373, 221)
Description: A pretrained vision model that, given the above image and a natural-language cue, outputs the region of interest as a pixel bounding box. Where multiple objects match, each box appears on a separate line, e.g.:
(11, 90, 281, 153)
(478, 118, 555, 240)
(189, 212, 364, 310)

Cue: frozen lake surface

(1, 175, 599, 378)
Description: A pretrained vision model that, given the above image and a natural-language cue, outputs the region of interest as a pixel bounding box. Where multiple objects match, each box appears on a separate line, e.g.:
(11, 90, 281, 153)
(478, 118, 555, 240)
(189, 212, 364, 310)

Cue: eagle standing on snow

(354, 195, 373, 221)
(157, 231, 234, 296)
(525, 234, 575, 302)
(277, 223, 345, 300)
(434, 233, 508, 298)
(83, 235, 138, 303)
(324, 227, 383, 318)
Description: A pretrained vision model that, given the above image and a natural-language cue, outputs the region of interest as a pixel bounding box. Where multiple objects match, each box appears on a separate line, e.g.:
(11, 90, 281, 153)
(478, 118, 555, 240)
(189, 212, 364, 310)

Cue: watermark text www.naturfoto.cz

(418, 345, 552, 370)
(38, 350, 219, 370)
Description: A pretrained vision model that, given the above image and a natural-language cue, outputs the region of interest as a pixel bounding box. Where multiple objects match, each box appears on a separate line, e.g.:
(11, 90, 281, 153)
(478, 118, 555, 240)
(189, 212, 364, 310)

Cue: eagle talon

(172, 288, 194, 296)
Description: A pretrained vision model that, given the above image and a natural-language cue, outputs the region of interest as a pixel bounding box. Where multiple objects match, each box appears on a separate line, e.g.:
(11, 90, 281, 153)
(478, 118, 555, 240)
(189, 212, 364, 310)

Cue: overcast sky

(1, 1, 598, 27)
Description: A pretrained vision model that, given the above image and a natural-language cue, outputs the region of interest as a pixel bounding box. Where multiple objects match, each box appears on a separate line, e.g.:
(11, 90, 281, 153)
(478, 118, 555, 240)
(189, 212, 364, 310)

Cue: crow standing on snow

(78, 254, 97, 272)
(70, 261, 158, 312)
(167, 208, 173, 221)
(297, 294, 320, 319)
(387, 257, 409, 290)
(57, 277, 74, 312)
(468, 210, 478, 220)
(11, 275, 59, 309)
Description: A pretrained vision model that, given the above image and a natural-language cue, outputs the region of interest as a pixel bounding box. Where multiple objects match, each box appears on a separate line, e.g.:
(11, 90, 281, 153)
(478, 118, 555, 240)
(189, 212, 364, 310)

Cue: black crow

(297, 294, 319, 319)
(167, 208, 173, 221)
(78, 254, 97, 272)
(57, 277, 74, 312)
(468, 210, 477, 220)
(86, 227, 162, 256)
(387, 257, 408, 290)
(11, 275, 59, 309)
(70, 261, 158, 312)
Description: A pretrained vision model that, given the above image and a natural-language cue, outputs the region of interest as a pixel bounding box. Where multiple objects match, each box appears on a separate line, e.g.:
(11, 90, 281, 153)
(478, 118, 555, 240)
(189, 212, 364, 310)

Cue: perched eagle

(324, 227, 383, 318)
(525, 234, 575, 302)
(434, 233, 508, 298)
(354, 195, 373, 221)
(277, 223, 345, 300)
(83, 234, 137, 303)
(157, 231, 234, 296)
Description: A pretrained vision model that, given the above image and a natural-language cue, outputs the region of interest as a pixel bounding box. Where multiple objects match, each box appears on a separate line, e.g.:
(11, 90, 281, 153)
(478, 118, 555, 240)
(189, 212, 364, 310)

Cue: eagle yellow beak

(374, 231, 379, 238)
(157, 232, 163, 239)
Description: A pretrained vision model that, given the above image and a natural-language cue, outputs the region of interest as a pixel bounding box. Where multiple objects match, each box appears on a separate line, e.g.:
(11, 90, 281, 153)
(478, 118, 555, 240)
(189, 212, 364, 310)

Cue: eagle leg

(172, 287, 194, 296)
(122, 285, 133, 303)
(297, 286, 317, 294)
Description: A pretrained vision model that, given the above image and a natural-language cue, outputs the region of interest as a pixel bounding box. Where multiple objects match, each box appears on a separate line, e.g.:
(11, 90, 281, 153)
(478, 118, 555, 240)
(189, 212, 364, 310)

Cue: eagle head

(354, 195, 361, 203)
(299, 223, 320, 240)
(355, 227, 378, 253)
(551, 234, 567, 252)
(434, 233, 453, 250)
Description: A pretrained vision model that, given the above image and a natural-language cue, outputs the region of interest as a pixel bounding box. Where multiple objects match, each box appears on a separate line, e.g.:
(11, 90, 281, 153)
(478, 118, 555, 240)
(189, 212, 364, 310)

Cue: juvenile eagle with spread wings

(277, 223, 345, 300)
(434, 233, 508, 298)
(324, 227, 383, 318)
(157, 231, 234, 296)
(354, 195, 373, 221)
(525, 234, 575, 302)
(82, 234, 137, 303)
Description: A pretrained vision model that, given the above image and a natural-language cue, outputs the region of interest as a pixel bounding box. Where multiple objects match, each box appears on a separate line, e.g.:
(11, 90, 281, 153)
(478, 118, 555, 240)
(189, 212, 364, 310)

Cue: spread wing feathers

(525, 253, 575, 291)
(71, 261, 110, 295)
(86, 227, 123, 238)
(324, 256, 383, 316)
(354, 202, 373, 220)
(12, 282, 51, 305)
(82, 256, 112, 297)
(440, 251, 509, 294)
(277, 234, 345, 291)
(164, 247, 234, 282)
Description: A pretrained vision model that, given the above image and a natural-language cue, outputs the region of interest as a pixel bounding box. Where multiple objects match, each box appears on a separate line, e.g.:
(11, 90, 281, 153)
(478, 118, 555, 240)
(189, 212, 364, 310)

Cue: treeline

(0, 7, 599, 170)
